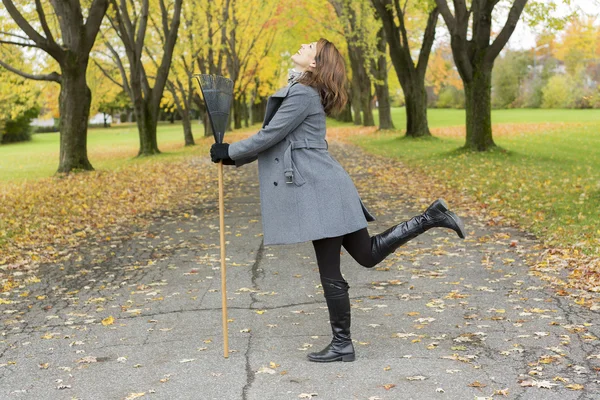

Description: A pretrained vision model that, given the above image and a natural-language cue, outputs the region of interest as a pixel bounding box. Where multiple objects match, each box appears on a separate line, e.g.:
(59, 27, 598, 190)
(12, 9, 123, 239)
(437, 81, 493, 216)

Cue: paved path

(1, 142, 599, 400)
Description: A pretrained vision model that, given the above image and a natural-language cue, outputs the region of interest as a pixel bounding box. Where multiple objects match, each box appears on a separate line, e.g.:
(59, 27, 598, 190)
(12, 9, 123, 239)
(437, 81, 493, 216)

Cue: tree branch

(159, 0, 169, 37)
(416, 7, 439, 78)
(0, 39, 41, 48)
(0, 58, 61, 82)
(92, 58, 124, 89)
(116, 0, 136, 49)
(486, 0, 528, 62)
(84, 0, 110, 53)
(2, 0, 47, 46)
(151, 0, 182, 110)
(135, 0, 149, 57)
(34, 0, 56, 45)
(104, 39, 132, 97)
(435, 0, 456, 31)
(393, 0, 410, 50)
(1, 0, 63, 61)
(0, 31, 31, 41)
(148, 13, 166, 46)
(144, 45, 160, 69)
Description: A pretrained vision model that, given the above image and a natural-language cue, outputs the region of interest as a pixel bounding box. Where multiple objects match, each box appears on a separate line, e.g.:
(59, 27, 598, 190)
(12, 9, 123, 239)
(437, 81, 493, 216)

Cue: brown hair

(297, 38, 348, 116)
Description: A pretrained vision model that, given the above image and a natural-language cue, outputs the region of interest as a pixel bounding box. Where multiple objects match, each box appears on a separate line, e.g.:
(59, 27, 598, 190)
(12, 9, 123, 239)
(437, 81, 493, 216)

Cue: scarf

(287, 68, 304, 85)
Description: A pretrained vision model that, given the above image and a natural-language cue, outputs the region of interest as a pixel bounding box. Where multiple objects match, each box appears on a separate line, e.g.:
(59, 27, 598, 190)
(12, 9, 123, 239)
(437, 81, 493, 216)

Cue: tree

(555, 16, 597, 76)
(492, 50, 531, 108)
(370, 26, 395, 129)
(435, 0, 529, 150)
(330, 0, 376, 127)
(425, 42, 463, 101)
(0, 0, 109, 172)
(371, 0, 439, 137)
(225, 0, 279, 130)
(103, 0, 183, 156)
(541, 74, 577, 108)
(98, 90, 131, 127)
(0, 48, 39, 123)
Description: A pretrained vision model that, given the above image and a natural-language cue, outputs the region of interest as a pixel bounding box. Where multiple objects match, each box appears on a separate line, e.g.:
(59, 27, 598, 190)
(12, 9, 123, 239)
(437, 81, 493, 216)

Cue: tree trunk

(348, 46, 373, 126)
(233, 97, 242, 129)
(137, 101, 160, 156)
(375, 84, 393, 130)
(58, 62, 94, 173)
(361, 87, 375, 126)
(202, 111, 213, 138)
(251, 97, 267, 125)
(351, 82, 362, 125)
(336, 95, 353, 122)
(403, 79, 431, 137)
(242, 93, 249, 128)
(372, 27, 394, 130)
(464, 62, 495, 150)
(181, 108, 195, 146)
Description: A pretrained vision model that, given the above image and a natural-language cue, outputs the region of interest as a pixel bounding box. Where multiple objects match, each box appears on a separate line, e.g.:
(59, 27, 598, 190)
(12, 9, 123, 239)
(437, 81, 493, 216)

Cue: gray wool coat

(228, 81, 374, 245)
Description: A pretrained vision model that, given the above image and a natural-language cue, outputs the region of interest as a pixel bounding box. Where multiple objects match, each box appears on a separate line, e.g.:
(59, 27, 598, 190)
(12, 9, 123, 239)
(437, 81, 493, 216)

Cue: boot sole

(429, 199, 466, 239)
(307, 353, 356, 362)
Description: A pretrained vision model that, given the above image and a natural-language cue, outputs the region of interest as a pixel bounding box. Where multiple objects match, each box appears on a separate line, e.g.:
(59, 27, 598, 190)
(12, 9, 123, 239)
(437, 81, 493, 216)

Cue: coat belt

(283, 139, 328, 185)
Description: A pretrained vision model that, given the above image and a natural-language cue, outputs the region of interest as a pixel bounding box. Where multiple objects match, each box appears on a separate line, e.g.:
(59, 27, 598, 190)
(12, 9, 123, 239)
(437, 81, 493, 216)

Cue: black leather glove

(221, 158, 235, 165)
(210, 143, 233, 164)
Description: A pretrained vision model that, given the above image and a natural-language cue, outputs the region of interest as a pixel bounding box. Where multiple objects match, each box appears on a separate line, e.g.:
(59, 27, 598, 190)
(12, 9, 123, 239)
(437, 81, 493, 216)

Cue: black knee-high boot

(307, 277, 355, 363)
(371, 198, 466, 265)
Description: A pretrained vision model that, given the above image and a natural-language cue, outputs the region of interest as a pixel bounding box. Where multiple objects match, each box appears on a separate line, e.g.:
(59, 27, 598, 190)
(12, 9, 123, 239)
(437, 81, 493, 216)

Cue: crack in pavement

(242, 239, 264, 400)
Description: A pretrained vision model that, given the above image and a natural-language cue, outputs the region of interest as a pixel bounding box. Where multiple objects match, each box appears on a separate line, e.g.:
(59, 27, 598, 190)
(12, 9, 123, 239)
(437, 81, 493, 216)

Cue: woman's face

(291, 42, 317, 71)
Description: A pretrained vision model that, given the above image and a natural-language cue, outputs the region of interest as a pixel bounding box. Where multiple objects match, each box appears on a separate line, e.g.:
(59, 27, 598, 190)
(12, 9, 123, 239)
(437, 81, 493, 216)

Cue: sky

(507, 0, 600, 50)
(430, 0, 600, 51)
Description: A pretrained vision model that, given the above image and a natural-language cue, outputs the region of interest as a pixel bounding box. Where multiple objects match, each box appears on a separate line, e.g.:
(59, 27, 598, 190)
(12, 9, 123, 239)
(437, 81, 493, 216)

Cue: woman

(210, 38, 465, 363)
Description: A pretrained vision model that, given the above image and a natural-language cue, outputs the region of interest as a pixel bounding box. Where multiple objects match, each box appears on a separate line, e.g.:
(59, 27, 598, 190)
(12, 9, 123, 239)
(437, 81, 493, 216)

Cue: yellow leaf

(101, 316, 115, 326)
(124, 393, 146, 400)
(566, 384, 584, 390)
(468, 381, 486, 388)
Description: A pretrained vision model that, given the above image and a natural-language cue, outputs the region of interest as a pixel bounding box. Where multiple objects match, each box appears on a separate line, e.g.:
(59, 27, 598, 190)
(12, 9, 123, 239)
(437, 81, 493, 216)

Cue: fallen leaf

(468, 381, 486, 388)
(406, 376, 426, 381)
(298, 393, 318, 399)
(565, 384, 584, 390)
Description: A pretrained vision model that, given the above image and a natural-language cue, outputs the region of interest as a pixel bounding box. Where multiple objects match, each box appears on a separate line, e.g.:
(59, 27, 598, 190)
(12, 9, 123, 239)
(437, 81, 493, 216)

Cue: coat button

(274, 158, 279, 163)
(273, 182, 278, 186)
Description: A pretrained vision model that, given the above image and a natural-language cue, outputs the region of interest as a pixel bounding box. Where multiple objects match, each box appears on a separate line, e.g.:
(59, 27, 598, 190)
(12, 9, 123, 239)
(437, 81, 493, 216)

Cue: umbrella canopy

(194, 74, 234, 144)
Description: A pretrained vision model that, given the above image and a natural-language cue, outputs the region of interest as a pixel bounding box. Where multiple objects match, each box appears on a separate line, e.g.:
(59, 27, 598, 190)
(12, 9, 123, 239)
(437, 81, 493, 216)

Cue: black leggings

(312, 228, 378, 280)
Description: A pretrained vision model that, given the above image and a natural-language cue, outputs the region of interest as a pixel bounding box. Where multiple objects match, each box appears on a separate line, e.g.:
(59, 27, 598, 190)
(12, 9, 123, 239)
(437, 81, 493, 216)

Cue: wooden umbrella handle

(218, 160, 229, 358)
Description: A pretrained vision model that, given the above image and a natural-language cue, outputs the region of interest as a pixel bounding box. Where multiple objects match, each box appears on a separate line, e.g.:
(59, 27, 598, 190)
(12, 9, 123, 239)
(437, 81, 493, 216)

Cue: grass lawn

(326, 107, 600, 129)
(2, 109, 599, 256)
(347, 109, 600, 255)
(0, 122, 256, 182)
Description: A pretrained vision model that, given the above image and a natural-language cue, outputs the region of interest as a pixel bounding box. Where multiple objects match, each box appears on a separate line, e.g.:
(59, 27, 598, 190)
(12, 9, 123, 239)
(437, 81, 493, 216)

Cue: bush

(34, 125, 60, 133)
(1, 107, 38, 144)
(436, 86, 465, 109)
(541, 75, 577, 108)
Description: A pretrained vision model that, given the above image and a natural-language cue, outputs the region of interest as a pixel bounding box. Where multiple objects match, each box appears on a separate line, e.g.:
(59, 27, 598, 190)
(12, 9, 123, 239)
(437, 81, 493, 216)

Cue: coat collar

(271, 81, 300, 98)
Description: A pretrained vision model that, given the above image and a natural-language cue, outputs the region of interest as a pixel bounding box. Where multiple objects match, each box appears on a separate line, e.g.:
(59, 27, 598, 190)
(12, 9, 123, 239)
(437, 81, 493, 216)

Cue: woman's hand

(210, 143, 234, 165)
